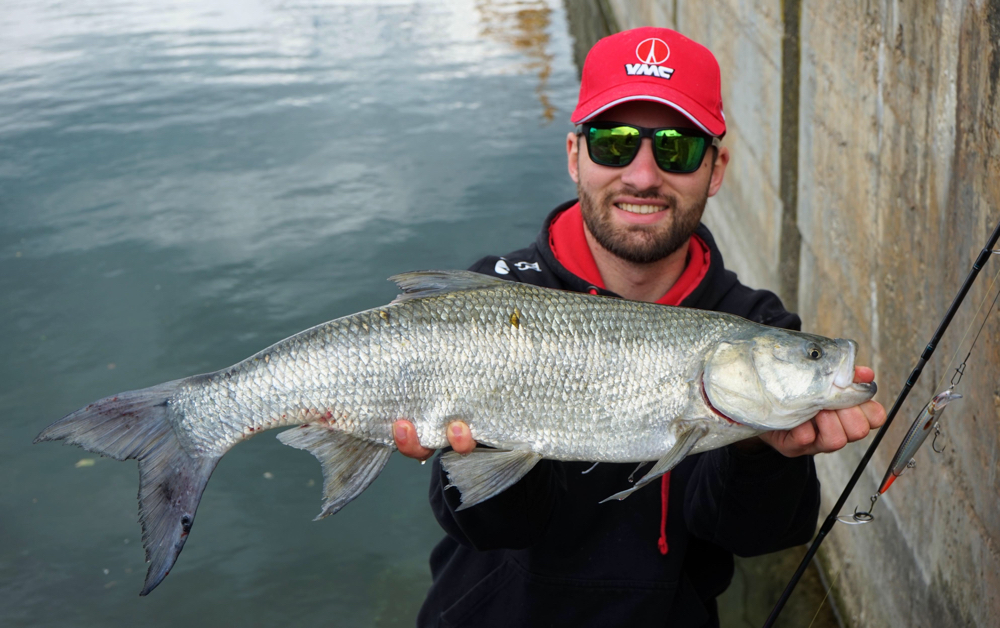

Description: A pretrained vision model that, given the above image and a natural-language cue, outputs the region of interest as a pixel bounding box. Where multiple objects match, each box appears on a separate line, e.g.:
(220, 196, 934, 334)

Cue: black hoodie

(417, 201, 819, 628)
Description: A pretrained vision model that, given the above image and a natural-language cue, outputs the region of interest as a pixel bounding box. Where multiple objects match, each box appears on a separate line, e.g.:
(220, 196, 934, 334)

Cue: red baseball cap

(571, 27, 726, 137)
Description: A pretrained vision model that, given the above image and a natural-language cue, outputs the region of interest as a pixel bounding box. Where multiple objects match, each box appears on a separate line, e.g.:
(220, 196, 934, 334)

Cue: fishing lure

(836, 255, 1000, 527)
(876, 388, 961, 494)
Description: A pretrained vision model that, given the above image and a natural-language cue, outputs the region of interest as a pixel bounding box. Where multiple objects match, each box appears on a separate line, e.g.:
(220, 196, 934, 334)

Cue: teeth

(617, 203, 664, 215)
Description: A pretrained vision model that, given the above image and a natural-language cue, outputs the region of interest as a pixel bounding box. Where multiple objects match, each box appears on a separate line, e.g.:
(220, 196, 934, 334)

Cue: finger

(854, 366, 875, 383)
(861, 399, 887, 429)
(758, 424, 811, 457)
(393, 420, 435, 461)
(813, 409, 849, 453)
(446, 421, 477, 454)
(788, 419, 818, 449)
(835, 406, 872, 443)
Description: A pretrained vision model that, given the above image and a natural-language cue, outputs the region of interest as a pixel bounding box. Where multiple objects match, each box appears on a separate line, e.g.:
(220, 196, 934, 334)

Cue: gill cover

(702, 340, 770, 426)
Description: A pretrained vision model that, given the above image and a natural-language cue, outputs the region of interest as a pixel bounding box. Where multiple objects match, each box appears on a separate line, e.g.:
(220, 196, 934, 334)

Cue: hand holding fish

(757, 366, 886, 456)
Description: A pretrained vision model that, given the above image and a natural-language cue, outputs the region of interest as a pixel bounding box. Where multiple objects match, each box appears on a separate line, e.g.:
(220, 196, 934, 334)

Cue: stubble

(577, 185, 709, 265)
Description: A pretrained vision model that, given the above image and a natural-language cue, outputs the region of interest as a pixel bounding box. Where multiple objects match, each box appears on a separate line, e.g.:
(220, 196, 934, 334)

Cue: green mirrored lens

(587, 126, 640, 166)
(653, 129, 707, 173)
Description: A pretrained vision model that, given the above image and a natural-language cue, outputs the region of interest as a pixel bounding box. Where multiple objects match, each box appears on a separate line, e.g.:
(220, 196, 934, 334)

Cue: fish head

(702, 329, 876, 431)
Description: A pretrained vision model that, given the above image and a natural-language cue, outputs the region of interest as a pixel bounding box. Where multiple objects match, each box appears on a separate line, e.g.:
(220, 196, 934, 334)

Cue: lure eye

(807, 345, 823, 360)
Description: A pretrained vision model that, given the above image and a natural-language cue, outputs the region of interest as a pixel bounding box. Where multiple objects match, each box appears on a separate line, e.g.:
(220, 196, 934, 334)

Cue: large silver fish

(36, 270, 875, 595)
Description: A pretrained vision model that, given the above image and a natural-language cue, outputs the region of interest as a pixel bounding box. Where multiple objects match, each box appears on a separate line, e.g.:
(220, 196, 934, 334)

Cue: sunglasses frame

(576, 122, 721, 174)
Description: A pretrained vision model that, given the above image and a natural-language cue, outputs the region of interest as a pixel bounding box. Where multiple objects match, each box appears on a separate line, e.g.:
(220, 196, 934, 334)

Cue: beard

(577, 183, 709, 265)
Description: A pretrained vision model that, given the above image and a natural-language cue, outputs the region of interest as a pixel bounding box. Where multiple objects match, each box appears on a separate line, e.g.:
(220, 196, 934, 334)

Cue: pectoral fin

(441, 448, 543, 510)
(601, 425, 709, 503)
(277, 425, 392, 520)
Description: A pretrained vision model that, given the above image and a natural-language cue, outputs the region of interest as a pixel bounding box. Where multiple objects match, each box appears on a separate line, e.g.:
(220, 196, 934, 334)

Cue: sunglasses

(577, 123, 721, 174)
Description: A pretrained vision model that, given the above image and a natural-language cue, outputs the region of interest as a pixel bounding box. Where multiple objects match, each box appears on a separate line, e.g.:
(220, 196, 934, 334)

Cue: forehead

(592, 101, 696, 128)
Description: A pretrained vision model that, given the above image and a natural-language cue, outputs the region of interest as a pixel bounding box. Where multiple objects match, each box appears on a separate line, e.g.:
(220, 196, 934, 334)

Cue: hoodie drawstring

(658, 473, 670, 555)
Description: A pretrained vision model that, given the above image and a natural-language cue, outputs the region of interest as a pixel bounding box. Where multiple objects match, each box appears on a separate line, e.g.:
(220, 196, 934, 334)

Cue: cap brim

(571, 82, 725, 136)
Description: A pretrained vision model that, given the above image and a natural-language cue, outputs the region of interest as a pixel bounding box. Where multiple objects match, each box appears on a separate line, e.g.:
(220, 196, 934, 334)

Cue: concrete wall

(567, 0, 1000, 626)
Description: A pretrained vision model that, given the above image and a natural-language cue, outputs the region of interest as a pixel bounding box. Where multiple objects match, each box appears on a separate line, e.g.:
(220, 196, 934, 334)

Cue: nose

(620, 138, 661, 191)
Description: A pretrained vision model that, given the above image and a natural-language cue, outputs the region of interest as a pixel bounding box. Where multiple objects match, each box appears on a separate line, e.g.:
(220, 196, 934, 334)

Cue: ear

(567, 132, 580, 184)
(707, 145, 729, 197)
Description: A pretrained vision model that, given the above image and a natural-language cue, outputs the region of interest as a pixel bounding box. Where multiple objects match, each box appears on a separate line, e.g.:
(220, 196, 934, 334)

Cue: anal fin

(601, 425, 709, 503)
(441, 448, 542, 511)
(277, 425, 392, 520)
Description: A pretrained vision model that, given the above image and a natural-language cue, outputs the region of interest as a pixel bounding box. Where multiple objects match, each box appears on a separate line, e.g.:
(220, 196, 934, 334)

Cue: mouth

(828, 339, 877, 404)
(845, 380, 877, 395)
(830, 339, 877, 396)
(833, 339, 857, 388)
(615, 202, 667, 215)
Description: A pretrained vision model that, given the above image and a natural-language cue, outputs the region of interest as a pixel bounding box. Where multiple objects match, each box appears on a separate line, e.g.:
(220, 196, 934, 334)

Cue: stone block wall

(566, 0, 1000, 625)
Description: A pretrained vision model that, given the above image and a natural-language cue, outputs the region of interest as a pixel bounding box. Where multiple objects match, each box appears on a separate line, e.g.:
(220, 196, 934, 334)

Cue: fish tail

(35, 380, 219, 596)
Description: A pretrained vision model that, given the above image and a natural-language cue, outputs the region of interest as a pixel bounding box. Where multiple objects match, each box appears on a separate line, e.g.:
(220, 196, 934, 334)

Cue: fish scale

(35, 269, 875, 595)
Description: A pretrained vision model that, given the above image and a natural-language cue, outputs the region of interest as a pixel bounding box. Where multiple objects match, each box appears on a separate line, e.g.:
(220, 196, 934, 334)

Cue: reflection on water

(1, 1, 577, 626)
(476, 0, 556, 121)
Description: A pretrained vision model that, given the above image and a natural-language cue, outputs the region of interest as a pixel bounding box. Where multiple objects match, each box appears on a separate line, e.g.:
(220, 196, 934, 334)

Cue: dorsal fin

(389, 270, 509, 304)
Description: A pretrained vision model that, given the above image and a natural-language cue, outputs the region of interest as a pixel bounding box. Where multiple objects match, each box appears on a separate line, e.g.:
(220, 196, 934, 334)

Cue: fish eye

(807, 344, 823, 360)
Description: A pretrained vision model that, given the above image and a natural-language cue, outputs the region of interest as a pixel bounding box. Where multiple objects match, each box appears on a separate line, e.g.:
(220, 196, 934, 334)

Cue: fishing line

(805, 557, 845, 628)
(929, 259, 1000, 393)
(763, 216, 1000, 628)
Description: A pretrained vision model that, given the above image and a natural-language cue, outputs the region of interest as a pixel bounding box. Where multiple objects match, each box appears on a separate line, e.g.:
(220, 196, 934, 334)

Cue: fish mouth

(830, 339, 877, 401)
(833, 339, 857, 388)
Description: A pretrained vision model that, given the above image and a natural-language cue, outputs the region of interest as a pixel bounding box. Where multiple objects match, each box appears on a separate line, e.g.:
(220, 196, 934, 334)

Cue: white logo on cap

(636, 38, 670, 65)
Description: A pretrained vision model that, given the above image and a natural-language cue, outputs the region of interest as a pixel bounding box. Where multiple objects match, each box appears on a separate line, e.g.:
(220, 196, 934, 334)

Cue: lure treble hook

(931, 423, 947, 453)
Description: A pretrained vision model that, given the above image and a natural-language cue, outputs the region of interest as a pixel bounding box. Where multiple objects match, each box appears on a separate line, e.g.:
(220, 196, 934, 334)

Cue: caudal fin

(35, 380, 219, 596)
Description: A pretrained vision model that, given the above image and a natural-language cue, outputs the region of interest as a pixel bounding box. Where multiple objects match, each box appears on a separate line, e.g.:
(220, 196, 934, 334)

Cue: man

(393, 27, 885, 627)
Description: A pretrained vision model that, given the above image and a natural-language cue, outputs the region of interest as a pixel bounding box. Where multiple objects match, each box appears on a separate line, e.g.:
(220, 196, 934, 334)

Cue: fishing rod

(762, 216, 1000, 628)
